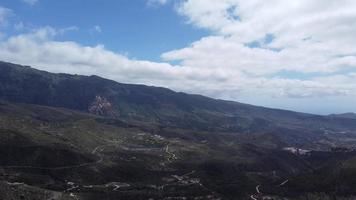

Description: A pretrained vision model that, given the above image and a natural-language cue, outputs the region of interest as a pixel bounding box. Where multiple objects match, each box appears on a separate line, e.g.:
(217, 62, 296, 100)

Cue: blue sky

(0, 0, 355, 114)
(0, 0, 208, 61)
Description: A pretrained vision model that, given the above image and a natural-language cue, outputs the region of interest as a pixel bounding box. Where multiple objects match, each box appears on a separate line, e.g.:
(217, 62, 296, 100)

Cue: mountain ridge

(1, 61, 356, 150)
(0, 61, 325, 117)
(329, 113, 356, 119)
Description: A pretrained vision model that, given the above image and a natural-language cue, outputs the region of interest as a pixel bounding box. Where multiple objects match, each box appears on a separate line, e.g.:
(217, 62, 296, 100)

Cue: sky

(0, 0, 355, 114)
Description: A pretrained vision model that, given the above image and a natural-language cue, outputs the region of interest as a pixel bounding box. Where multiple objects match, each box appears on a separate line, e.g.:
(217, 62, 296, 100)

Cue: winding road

(256, 185, 261, 194)
(165, 143, 178, 162)
(250, 185, 261, 200)
(1, 144, 117, 199)
(250, 195, 258, 200)
(250, 179, 290, 199)
(279, 179, 289, 186)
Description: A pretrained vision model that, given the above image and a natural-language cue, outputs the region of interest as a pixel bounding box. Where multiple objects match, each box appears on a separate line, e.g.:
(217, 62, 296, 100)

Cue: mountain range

(329, 113, 356, 120)
(1, 61, 356, 200)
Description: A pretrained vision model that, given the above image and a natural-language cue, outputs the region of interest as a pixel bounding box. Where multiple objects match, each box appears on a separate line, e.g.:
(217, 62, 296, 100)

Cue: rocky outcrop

(88, 96, 118, 118)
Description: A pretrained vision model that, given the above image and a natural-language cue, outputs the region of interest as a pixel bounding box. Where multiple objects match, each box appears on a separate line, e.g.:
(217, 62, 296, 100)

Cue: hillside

(1, 61, 356, 199)
(1, 61, 356, 150)
(0, 101, 356, 200)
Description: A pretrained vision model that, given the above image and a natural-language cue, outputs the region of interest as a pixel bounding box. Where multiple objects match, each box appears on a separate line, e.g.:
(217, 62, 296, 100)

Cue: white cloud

(58, 26, 79, 34)
(160, 0, 356, 112)
(0, 27, 353, 103)
(164, 0, 356, 76)
(0, 7, 12, 27)
(22, 0, 39, 6)
(147, 0, 170, 6)
(14, 22, 25, 31)
(91, 25, 102, 34)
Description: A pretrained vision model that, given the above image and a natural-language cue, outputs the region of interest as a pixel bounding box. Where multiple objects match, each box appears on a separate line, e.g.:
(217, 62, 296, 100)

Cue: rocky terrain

(1, 61, 356, 200)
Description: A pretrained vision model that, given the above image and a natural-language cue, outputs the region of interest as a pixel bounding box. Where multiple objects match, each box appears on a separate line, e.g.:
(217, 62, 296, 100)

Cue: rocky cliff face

(88, 96, 118, 118)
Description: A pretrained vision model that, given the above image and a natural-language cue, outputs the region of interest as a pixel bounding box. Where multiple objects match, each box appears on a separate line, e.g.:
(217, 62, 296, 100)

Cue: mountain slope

(1, 101, 356, 200)
(0, 102, 356, 200)
(1, 61, 356, 199)
(1, 61, 356, 149)
(0, 101, 308, 199)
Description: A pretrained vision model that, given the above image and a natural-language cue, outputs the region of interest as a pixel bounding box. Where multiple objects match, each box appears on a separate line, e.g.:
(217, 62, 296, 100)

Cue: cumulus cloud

(164, 0, 356, 76)
(22, 0, 39, 6)
(160, 0, 356, 107)
(0, 27, 353, 102)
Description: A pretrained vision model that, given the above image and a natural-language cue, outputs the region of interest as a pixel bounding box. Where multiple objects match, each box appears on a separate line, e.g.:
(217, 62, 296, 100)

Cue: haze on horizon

(0, 0, 355, 115)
